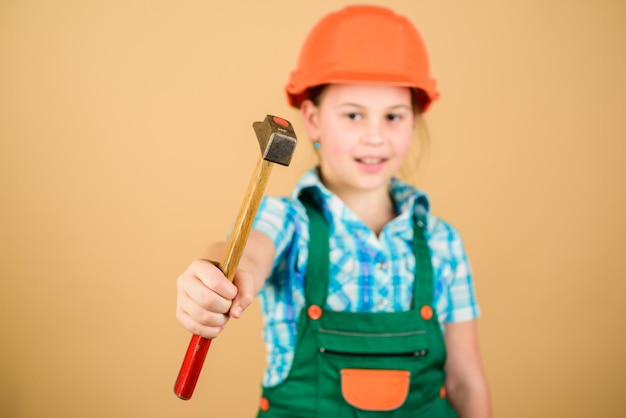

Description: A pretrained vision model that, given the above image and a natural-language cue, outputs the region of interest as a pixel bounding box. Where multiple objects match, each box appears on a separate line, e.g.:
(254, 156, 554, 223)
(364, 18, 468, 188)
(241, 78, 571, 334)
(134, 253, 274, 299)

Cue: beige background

(1, 0, 625, 417)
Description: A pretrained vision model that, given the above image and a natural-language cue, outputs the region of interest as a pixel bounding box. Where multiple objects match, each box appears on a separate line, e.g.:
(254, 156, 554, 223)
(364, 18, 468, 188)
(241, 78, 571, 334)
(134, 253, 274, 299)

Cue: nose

(362, 119, 384, 145)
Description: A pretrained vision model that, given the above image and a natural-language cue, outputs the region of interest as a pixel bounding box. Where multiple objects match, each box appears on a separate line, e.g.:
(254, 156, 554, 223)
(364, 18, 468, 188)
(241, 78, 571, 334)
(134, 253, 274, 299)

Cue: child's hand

(175, 259, 254, 339)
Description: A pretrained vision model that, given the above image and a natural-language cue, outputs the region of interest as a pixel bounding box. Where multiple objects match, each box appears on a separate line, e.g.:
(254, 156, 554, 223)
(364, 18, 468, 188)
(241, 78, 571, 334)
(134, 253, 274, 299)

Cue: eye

(386, 113, 403, 122)
(345, 112, 362, 121)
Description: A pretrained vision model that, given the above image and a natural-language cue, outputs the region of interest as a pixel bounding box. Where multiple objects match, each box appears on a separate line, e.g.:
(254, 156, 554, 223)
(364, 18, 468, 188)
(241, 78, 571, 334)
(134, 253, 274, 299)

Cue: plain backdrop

(1, 0, 625, 417)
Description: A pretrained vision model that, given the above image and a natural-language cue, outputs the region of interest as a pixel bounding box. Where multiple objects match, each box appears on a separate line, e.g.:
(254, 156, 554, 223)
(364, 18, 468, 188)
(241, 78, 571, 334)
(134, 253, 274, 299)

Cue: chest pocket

(342, 368, 410, 411)
(315, 309, 435, 413)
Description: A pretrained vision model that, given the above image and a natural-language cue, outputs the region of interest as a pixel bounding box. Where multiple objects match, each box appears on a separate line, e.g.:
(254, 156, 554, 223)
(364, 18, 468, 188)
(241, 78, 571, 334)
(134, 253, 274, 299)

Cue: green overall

(258, 192, 458, 417)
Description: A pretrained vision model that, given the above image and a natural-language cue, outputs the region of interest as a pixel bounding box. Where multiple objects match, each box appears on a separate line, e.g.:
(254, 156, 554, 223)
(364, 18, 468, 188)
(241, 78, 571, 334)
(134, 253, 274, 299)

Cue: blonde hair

(398, 115, 430, 187)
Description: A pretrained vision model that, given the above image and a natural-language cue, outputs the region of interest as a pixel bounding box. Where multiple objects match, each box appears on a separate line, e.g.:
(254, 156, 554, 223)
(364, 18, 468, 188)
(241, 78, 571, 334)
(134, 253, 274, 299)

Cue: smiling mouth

(356, 157, 385, 165)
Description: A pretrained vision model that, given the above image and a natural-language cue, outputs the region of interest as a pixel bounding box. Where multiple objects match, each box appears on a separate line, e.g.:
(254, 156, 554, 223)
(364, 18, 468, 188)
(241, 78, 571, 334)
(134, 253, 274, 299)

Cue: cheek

(400, 139, 412, 155)
(321, 126, 353, 155)
(321, 141, 350, 165)
(394, 129, 414, 154)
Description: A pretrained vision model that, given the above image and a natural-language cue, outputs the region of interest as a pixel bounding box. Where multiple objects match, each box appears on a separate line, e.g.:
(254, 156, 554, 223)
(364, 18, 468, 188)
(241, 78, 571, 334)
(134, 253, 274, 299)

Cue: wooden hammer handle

(174, 158, 273, 400)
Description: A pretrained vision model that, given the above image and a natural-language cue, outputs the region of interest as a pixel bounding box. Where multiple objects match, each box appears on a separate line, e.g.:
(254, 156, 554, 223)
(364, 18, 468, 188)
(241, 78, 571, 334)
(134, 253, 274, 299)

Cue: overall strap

(412, 216, 434, 308)
(299, 189, 330, 306)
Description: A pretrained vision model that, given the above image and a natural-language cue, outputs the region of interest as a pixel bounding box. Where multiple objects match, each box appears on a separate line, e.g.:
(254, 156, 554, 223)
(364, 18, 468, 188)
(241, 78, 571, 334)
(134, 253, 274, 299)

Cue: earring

(313, 142, 321, 150)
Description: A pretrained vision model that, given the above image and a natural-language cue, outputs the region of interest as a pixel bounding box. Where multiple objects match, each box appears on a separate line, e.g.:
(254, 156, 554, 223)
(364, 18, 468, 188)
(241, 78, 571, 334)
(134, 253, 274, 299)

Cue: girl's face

(301, 84, 415, 196)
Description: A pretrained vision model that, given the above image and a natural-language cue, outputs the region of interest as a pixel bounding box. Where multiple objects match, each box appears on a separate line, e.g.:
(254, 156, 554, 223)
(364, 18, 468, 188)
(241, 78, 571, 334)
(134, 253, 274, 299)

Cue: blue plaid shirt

(252, 169, 480, 387)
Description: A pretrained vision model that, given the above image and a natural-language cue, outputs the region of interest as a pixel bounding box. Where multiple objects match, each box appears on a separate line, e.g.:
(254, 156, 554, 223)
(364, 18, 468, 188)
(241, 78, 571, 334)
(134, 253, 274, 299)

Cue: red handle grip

(174, 334, 212, 400)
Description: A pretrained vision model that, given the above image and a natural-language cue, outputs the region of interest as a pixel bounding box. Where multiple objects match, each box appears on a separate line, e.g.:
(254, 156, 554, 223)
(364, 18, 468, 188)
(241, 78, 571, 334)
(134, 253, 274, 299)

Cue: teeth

(359, 158, 383, 164)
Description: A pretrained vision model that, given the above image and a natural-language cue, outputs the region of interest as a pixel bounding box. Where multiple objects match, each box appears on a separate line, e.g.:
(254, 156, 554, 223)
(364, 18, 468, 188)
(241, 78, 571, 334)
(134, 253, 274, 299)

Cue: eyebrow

(336, 103, 412, 111)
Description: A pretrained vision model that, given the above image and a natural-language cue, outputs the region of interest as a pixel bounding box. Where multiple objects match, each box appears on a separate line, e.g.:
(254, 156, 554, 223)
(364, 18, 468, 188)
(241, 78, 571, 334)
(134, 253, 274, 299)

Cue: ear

(300, 99, 321, 140)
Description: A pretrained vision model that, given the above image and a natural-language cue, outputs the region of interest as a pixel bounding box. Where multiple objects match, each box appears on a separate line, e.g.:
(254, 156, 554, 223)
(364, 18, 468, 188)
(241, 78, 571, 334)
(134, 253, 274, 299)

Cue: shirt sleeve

(430, 216, 481, 323)
(252, 196, 297, 268)
(448, 230, 481, 322)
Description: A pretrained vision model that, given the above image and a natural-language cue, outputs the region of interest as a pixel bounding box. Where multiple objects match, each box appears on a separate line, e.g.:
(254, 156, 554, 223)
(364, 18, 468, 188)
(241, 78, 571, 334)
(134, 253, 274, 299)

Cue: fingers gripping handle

(173, 115, 297, 400)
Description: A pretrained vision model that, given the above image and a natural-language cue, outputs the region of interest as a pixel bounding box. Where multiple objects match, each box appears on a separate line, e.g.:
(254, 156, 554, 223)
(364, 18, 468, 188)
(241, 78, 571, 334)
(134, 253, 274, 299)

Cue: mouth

(355, 157, 388, 173)
(356, 157, 386, 165)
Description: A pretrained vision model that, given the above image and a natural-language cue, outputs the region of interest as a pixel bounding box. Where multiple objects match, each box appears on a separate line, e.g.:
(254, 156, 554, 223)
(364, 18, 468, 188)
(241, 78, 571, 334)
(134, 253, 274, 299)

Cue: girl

(176, 5, 491, 417)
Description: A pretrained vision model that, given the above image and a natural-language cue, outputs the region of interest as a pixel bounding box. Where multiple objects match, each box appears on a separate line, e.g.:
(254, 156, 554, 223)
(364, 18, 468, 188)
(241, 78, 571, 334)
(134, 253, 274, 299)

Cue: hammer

(174, 115, 297, 400)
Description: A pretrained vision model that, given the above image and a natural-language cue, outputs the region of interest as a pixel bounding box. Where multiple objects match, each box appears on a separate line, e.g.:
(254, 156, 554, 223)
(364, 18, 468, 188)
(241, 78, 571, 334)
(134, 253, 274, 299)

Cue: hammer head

(252, 115, 297, 166)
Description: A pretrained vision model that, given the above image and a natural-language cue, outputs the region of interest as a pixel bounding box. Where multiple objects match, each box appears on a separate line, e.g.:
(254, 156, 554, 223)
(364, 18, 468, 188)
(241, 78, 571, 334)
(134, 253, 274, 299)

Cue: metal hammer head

(252, 115, 297, 166)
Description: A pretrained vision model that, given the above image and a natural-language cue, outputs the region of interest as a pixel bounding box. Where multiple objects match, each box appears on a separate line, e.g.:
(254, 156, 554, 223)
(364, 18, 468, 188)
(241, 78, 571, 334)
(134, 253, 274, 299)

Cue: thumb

(230, 269, 255, 319)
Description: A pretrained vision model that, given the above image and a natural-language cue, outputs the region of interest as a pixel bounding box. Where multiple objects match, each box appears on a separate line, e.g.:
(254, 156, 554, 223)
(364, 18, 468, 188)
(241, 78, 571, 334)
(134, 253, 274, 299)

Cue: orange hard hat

(285, 5, 439, 112)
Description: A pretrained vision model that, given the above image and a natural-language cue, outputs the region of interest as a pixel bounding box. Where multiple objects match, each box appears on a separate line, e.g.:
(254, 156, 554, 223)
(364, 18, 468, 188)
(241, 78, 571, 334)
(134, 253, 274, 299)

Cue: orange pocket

(340, 368, 410, 411)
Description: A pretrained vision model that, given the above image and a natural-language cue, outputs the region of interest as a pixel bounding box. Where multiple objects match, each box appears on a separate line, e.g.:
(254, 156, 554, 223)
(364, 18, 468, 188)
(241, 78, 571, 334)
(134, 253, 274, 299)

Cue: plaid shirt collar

(291, 167, 431, 228)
